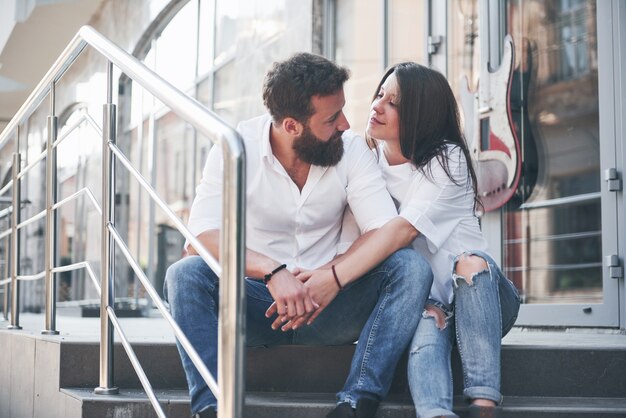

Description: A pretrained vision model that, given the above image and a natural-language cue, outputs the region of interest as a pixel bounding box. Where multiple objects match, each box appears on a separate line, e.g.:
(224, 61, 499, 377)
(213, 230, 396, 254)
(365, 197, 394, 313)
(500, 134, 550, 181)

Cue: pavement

(1, 310, 626, 348)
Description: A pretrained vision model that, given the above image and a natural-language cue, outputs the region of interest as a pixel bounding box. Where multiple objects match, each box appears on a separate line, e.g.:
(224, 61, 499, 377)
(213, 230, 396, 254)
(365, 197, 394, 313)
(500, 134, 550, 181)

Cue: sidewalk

(2, 311, 626, 348)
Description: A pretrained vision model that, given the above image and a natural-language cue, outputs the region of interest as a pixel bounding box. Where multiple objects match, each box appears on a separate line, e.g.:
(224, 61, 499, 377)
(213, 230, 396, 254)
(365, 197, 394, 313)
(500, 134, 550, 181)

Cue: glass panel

(154, 0, 197, 91)
(213, 60, 237, 125)
(449, 0, 600, 305)
(154, 112, 195, 219)
(334, 0, 383, 134)
(502, 0, 600, 304)
(448, 0, 480, 101)
(215, 0, 238, 60)
(388, 0, 425, 65)
(198, 0, 215, 76)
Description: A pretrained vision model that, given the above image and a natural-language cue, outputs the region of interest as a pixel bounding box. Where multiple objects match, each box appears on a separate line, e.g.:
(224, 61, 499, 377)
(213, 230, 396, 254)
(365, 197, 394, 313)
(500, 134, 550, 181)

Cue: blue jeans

(407, 251, 521, 418)
(164, 247, 433, 414)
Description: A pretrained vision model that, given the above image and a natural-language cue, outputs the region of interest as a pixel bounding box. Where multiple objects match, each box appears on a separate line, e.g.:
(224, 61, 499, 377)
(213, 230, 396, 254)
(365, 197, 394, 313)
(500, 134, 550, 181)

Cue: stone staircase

(2, 313, 626, 417)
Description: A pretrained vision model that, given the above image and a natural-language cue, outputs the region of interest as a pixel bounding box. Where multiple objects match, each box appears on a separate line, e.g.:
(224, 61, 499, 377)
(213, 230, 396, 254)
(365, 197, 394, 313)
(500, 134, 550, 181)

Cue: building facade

(0, 0, 624, 329)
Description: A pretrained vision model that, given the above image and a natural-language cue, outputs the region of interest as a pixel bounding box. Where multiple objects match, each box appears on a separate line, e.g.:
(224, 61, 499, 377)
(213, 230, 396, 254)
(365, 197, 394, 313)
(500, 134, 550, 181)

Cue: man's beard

(293, 125, 344, 167)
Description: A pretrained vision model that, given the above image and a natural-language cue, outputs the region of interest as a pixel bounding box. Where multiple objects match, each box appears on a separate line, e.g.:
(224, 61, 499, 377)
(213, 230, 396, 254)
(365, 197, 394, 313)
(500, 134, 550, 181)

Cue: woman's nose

(372, 100, 383, 114)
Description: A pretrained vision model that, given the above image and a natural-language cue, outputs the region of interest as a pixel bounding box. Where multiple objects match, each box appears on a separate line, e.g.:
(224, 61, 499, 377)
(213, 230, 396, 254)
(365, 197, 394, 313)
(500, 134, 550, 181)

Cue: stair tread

(62, 388, 626, 411)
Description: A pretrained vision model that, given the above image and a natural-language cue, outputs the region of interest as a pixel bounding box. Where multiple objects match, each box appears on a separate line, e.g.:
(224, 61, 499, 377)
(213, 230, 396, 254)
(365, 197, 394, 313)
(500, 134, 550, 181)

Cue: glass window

(447, 0, 600, 304)
(155, 0, 198, 91)
(334, 0, 383, 134)
(334, 0, 427, 134)
(388, 0, 425, 65)
(198, 0, 215, 76)
(213, 60, 237, 125)
(448, 0, 480, 102)
(215, 0, 238, 60)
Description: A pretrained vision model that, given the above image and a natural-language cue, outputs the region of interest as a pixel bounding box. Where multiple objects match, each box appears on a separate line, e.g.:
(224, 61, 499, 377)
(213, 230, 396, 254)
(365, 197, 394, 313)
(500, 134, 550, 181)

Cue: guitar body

(460, 35, 521, 212)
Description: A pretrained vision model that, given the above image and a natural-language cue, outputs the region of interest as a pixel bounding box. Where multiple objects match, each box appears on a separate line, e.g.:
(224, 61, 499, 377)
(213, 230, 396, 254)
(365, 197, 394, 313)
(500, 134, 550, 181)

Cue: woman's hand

(279, 268, 341, 331)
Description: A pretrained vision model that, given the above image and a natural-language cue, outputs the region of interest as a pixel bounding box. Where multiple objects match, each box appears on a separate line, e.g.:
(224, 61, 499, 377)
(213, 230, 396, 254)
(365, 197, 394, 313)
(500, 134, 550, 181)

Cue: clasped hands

(264, 267, 339, 332)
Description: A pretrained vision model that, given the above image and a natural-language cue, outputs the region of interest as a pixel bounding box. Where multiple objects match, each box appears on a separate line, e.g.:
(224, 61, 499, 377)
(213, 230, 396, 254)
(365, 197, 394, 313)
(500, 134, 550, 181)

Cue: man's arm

(187, 230, 319, 326)
(187, 230, 278, 278)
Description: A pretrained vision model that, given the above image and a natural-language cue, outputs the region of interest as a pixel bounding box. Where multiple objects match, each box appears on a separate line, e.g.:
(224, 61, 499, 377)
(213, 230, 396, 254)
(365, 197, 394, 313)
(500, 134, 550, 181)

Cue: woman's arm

(281, 216, 419, 330)
(332, 216, 419, 285)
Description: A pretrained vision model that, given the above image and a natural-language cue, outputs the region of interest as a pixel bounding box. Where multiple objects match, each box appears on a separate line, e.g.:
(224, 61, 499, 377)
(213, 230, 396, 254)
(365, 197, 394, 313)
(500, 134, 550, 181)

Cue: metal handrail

(0, 25, 246, 417)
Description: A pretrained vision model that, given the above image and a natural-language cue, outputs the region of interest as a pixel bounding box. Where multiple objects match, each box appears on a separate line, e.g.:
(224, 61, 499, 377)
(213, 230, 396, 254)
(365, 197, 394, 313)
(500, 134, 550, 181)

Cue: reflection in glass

(449, 0, 601, 305)
(502, 0, 600, 304)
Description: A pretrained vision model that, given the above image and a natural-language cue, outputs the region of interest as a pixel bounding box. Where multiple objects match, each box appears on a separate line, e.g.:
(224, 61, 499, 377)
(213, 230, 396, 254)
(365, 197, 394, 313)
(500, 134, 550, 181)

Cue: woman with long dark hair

(305, 63, 521, 418)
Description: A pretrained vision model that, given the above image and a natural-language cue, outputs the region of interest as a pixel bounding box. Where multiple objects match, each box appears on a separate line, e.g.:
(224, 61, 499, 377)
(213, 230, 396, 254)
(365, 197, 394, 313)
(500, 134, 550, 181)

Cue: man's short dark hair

(262, 53, 350, 123)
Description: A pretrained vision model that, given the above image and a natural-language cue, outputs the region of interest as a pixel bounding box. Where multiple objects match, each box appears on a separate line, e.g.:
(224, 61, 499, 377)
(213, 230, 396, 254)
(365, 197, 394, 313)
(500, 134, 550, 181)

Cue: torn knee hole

(453, 254, 488, 285)
(423, 304, 447, 330)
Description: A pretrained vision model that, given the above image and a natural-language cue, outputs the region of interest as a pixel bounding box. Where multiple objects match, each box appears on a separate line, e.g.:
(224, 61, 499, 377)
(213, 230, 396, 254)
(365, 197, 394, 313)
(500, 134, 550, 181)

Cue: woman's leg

(452, 252, 520, 410)
(408, 303, 458, 418)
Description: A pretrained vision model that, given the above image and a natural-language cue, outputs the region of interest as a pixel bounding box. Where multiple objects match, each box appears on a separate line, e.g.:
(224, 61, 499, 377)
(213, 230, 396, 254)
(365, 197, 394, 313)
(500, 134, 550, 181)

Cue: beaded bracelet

(264, 264, 287, 285)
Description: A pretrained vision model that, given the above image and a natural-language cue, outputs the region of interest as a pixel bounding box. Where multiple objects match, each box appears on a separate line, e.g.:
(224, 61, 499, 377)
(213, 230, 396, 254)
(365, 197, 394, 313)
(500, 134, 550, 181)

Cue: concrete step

(247, 344, 626, 399)
(58, 389, 626, 418)
(4, 315, 626, 417)
(53, 342, 626, 399)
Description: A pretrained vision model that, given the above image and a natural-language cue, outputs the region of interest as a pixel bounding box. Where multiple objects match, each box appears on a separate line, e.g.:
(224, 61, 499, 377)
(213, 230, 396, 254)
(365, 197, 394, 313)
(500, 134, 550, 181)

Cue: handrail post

(43, 81, 59, 335)
(95, 61, 118, 395)
(3, 234, 9, 321)
(8, 152, 21, 330)
(217, 138, 246, 418)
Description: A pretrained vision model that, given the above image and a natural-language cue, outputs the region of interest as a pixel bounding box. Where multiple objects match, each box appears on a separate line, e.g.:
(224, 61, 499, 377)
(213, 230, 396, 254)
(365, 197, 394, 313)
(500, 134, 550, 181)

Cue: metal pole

(43, 81, 59, 335)
(217, 139, 246, 418)
(381, 0, 389, 71)
(95, 61, 118, 395)
(3, 233, 9, 320)
(8, 152, 21, 330)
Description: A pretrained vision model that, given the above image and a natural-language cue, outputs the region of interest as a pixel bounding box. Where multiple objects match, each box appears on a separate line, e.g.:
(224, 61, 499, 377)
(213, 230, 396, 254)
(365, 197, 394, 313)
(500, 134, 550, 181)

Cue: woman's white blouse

(379, 144, 489, 306)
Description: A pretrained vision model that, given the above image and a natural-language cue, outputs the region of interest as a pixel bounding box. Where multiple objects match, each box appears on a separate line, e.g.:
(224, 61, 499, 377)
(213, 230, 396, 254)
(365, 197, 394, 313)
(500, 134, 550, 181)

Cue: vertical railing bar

(2, 233, 9, 321)
(94, 60, 118, 395)
(43, 81, 59, 335)
(218, 136, 246, 418)
(8, 151, 21, 330)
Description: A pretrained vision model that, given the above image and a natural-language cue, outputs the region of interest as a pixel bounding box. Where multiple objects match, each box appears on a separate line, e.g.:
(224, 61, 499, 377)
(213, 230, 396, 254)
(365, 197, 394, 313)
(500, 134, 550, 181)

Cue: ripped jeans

(164, 248, 433, 414)
(407, 250, 521, 418)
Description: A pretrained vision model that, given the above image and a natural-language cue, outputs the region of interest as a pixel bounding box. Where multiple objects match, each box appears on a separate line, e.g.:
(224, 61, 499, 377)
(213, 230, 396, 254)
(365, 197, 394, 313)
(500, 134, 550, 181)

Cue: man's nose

(337, 112, 350, 131)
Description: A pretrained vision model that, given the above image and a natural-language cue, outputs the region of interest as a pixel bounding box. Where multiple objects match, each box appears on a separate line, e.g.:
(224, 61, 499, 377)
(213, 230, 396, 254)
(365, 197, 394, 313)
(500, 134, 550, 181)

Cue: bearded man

(164, 53, 433, 418)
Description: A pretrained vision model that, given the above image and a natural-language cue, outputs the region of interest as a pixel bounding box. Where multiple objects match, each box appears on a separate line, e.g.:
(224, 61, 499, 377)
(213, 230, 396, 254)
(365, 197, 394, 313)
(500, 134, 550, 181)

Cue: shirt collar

(260, 116, 275, 162)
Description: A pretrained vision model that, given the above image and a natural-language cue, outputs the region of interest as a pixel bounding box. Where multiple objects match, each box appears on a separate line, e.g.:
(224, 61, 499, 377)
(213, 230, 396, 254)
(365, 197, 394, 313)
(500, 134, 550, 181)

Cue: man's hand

(280, 268, 340, 331)
(264, 269, 319, 330)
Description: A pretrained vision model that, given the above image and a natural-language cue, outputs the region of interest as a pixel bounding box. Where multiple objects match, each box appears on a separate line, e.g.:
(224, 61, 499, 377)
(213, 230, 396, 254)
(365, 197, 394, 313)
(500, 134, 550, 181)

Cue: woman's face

(366, 72, 400, 144)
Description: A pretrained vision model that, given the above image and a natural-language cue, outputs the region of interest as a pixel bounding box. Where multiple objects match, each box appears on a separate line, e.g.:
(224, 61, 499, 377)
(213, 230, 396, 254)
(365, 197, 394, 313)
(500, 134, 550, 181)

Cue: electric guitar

(460, 35, 522, 212)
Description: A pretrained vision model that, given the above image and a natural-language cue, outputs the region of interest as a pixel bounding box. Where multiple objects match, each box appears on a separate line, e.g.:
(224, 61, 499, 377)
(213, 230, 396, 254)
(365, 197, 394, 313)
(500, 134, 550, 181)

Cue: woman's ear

(283, 117, 304, 137)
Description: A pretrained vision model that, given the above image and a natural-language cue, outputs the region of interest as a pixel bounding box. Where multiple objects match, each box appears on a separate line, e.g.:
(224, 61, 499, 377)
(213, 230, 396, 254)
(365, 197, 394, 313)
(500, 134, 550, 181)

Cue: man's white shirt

(187, 114, 396, 272)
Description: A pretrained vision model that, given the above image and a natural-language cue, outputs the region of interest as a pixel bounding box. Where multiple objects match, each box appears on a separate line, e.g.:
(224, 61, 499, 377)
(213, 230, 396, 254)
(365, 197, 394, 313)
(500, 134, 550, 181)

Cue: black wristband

(331, 265, 343, 291)
(264, 263, 287, 285)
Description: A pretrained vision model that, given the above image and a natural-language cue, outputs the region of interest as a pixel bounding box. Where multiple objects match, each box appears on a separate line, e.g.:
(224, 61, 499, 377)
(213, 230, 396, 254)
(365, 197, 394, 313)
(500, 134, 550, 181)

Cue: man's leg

(164, 256, 291, 415)
(164, 256, 220, 414)
(296, 248, 433, 412)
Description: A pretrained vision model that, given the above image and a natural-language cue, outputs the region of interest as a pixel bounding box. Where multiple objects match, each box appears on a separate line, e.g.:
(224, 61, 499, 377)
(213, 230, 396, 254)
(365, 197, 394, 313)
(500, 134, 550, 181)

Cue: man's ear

(282, 117, 304, 137)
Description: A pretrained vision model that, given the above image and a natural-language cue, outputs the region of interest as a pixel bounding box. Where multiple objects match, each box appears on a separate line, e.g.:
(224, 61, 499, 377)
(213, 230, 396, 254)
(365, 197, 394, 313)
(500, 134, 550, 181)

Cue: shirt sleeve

(186, 144, 224, 244)
(345, 137, 397, 233)
(399, 152, 468, 253)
